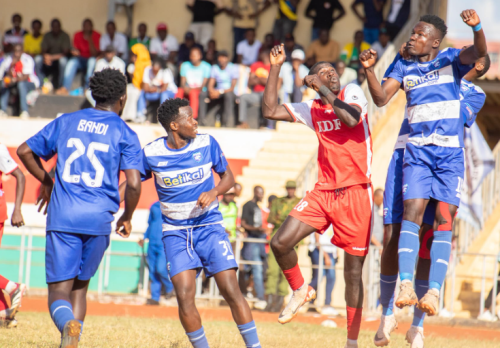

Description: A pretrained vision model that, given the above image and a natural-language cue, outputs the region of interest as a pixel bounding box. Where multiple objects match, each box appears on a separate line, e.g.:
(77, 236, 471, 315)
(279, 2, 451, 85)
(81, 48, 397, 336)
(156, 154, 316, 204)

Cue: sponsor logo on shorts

(402, 184, 408, 195)
(352, 247, 367, 251)
(192, 152, 202, 162)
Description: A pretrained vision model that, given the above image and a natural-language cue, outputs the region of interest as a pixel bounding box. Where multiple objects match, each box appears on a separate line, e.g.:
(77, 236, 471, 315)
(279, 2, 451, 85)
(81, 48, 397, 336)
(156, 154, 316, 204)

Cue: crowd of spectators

(0, 1, 409, 123)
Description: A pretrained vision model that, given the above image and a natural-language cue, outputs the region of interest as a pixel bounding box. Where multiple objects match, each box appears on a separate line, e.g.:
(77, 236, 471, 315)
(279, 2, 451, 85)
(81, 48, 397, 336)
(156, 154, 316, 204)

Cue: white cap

(291, 49, 305, 61)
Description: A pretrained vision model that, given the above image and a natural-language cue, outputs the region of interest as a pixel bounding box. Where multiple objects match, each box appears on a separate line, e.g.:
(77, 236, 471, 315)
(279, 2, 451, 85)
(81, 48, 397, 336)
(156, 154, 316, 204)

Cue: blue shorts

(163, 224, 238, 279)
(402, 144, 464, 207)
(45, 231, 110, 283)
(384, 148, 440, 225)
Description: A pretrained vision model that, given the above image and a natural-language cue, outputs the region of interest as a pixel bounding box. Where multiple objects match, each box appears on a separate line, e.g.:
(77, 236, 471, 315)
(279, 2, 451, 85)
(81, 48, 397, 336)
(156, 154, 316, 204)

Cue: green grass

(1, 312, 498, 348)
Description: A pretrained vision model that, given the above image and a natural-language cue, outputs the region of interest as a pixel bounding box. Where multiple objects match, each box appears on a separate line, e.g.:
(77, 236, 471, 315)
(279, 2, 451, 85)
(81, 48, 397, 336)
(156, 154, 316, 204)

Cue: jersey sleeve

(26, 118, 61, 161)
(0, 144, 18, 174)
(140, 148, 153, 182)
(449, 47, 473, 79)
(283, 100, 315, 130)
(344, 84, 368, 117)
(387, 59, 405, 84)
(382, 52, 402, 84)
(462, 84, 486, 128)
(119, 126, 145, 175)
(209, 135, 228, 174)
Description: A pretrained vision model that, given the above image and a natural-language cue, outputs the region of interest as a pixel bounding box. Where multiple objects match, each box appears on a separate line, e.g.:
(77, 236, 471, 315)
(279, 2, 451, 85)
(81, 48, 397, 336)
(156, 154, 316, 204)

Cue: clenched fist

(360, 49, 378, 69)
(270, 44, 286, 66)
(303, 75, 323, 92)
(460, 9, 480, 28)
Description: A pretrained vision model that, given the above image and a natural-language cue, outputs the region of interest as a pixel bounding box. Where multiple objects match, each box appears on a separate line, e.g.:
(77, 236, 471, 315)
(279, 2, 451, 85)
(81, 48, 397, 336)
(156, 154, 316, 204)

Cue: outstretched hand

(360, 49, 378, 69)
(270, 44, 286, 66)
(460, 9, 480, 27)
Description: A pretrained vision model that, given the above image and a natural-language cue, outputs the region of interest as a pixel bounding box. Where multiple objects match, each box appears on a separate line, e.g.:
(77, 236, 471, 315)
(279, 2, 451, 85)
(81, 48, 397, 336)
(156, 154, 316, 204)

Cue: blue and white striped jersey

(141, 134, 228, 232)
(388, 47, 472, 148)
(460, 78, 486, 128)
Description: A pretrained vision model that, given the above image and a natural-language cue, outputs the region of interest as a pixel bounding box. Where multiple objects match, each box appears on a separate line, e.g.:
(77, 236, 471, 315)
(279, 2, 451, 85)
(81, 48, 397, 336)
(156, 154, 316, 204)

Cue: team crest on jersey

(383, 208, 388, 217)
(163, 168, 204, 187)
(432, 59, 441, 68)
(192, 152, 202, 162)
(402, 184, 408, 195)
(405, 70, 439, 90)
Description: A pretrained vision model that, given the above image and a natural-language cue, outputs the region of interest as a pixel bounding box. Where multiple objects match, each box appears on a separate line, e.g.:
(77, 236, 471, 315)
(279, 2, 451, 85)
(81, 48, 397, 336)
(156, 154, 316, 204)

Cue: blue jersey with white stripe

(460, 78, 486, 128)
(388, 47, 472, 148)
(26, 108, 143, 235)
(141, 134, 228, 232)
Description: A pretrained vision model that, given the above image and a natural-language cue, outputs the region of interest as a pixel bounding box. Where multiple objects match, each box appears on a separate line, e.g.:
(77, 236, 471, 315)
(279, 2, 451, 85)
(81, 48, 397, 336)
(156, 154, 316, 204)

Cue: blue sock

(77, 320, 84, 341)
(186, 326, 209, 348)
(49, 300, 75, 334)
(380, 274, 398, 316)
(429, 230, 452, 291)
(412, 279, 428, 327)
(398, 220, 420, 282)
(237, 320, 261, 348)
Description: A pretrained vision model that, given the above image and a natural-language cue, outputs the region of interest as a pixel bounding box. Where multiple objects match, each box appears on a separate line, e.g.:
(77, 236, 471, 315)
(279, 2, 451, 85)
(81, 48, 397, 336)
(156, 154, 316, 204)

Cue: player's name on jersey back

(77, 119, 110, 136)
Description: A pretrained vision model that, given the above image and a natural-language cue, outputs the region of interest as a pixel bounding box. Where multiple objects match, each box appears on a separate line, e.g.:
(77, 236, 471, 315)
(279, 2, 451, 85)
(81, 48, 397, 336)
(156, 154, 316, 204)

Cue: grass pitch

(1, 312, 498, 348)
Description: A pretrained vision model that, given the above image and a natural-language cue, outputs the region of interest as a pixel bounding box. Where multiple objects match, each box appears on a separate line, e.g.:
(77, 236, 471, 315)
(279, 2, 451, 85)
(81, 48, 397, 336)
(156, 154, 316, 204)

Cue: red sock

(346, 306, 363, 340)
(0, 291, 8, 311)
(282, 264, 304, 291)
(0, 275, 9, 290)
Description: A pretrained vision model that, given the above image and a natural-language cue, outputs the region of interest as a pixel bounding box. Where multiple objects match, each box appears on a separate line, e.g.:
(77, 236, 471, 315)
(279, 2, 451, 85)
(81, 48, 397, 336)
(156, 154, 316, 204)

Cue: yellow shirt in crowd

(24, 33, 44, 56)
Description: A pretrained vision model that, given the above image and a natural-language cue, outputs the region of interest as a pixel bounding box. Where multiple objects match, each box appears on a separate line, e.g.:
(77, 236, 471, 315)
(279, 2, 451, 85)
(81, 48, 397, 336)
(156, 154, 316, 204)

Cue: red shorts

(289, 184, 373, 256)
(419, 227, 434, 260)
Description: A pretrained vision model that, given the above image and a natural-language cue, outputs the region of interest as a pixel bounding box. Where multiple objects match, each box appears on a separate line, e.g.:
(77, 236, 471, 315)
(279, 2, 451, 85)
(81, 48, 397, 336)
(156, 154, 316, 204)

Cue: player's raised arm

(360, 49, 401, 107)
(459, 9, 487, 65)
(262, 44, 294, 122)
(116, 168, 141, 238)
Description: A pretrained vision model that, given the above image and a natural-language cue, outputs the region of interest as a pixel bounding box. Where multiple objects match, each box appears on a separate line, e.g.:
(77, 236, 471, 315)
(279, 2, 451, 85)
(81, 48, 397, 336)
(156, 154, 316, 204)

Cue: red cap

(157, 23, 167, 30)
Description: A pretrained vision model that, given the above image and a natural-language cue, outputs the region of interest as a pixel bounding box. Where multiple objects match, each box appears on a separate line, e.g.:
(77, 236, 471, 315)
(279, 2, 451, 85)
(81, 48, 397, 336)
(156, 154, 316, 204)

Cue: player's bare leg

(395, 198, 428, 309)
(70, 279, 90, 322)
(374, 223, 400, 346)
(48, 278, 83, 348)
(271, 216, 317, 324)
(171, 270, 202, 333)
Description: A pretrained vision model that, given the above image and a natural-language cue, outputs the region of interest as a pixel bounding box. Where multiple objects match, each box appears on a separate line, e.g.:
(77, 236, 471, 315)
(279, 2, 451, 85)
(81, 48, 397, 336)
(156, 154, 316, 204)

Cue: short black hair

(157, 98, 189, 131)
(89, 68, 127, 106)
(83, 18, 93, 26)
(477, 54, 491, 78)
(309, 61, 333, 75)
(152, 57, 166, 69)
(12, 14, 22, 21)
(420, 14, 448, 39)
(32, 19, 42, 28)
(51, 18, 61, 27)
(106, 20, 116, 28)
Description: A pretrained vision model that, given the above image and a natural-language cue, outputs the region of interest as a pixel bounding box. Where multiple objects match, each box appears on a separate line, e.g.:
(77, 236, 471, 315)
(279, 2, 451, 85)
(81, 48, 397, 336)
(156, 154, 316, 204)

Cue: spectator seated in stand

(259, 33, 277, 54)
(0, 44, 39, 119)
(283, 34, 304, 63)
(3, 14, 28, 54)
(236, 28, 262, 66)
(306, 28, 340, 67)
(335, 59, 357, 88)
(203, 39, 218, 66)
(238, 49, 273, 129)
(149, 22, 178, 66)
(122, 43, 151, 122)
(57, 18, 100, 95)
(178, 31, 204, 66)
(305, 0, 345, 41)
(36, 19, 71, 91)
(351, 65, 366, 86)
(85, 45, 126, 106)
(138, 57, 177, 122)
(351, 0, 385, 44)
(129, 22, 150, 51)
(340, 30, 370, 69)
(177, 46, 211, 119)
(370, 28, 394, 61)
(279, 49, 308, 103)
(199, 50, 239, 127)
(24, 19, 43, 58)
(100, 20, 128, 62)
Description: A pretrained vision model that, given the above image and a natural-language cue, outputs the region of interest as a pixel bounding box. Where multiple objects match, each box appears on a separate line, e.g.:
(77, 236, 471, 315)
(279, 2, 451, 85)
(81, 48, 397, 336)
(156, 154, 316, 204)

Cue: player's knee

(176, 288, 196, 305)
(270, 235, 286, 256)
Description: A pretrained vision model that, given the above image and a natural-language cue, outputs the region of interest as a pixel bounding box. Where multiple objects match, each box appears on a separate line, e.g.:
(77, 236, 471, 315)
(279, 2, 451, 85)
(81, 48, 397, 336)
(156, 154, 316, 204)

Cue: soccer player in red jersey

(262, 44, 373, 348)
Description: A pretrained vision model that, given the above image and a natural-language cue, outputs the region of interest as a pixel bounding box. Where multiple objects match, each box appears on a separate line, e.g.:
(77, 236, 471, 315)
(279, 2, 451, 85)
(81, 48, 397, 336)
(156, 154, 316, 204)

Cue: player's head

(374, 188, 384, 207)
(89, 68, 127, 115)
(408, 14, 447, 56)
(253, 186, 264, 202)
(309, 61, 341, 94)
(157, 98, 198, 139)
(464, 54, 491, 81)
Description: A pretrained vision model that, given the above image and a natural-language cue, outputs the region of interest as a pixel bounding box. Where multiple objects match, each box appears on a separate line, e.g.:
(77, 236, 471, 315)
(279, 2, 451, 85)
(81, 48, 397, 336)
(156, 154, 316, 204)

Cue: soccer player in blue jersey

(373, 47, 489, 347)
(17, 68, 143, 348)
(120, 98, 261, 348)
(361, 4, 487, 321)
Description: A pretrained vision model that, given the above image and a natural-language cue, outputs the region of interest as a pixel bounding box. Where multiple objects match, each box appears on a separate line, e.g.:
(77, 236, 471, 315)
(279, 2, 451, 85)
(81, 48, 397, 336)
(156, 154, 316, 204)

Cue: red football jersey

(284, 84, 372, 190)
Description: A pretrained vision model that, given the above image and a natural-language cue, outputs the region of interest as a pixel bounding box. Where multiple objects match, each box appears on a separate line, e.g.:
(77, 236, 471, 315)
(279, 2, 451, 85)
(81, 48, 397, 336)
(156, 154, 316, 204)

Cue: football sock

(380, 274, 398, 316)
(346, 306, 363, 340)
(186, 326, 209, 348)
(283, 264, 304, 291)
(429, 231, 452, 291)
(78, 320, 84, 340)
(49, 300, 75, 333)
(237, 320, 261, 348)
(0, 275, 15, 292)
(398, 220, 420, 282)
(412, 279, 428, 327)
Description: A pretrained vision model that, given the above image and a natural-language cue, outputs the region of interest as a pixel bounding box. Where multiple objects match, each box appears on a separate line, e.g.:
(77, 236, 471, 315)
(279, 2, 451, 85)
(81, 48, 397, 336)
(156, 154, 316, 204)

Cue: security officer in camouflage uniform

(264, 180, 301, 312)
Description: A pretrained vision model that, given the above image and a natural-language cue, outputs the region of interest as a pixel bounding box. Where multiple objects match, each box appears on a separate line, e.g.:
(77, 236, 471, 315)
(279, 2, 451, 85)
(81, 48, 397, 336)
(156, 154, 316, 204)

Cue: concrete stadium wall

(0, 0, 386, 59)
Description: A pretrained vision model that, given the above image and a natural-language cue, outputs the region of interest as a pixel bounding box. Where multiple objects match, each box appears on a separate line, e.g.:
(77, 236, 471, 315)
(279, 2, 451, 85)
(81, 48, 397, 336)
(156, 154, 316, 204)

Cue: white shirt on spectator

(0, 143, 18, 175)
(149, 35, 179, 61)
(100, 33, 129, 61)
(94, 56, 126, 74)
(371, 42, 394, 61)
(236, 39, 262, 66)
(339, 66, 357, 89)
(142, 66, 178, 93)
(0, 53, 39, 88)
(279, 62, 309, 94)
